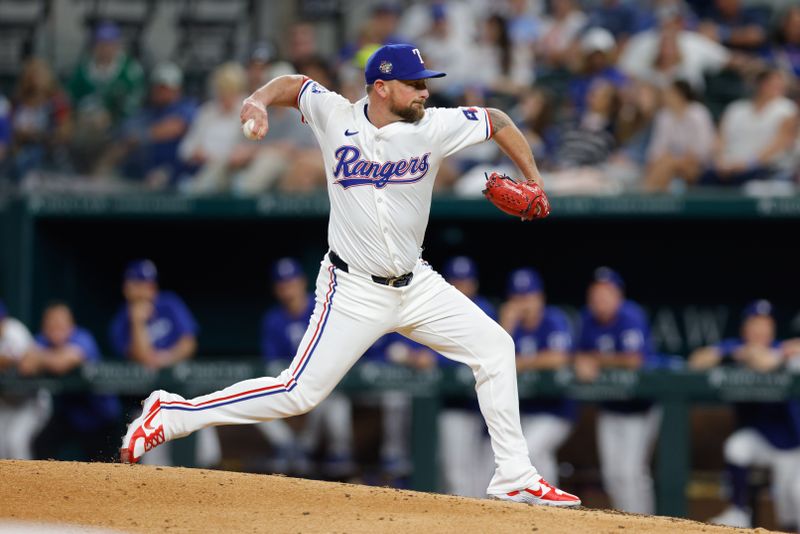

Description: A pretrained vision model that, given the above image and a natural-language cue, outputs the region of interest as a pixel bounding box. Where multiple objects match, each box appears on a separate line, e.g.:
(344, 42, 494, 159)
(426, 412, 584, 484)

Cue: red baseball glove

(482, 172, 551, 220)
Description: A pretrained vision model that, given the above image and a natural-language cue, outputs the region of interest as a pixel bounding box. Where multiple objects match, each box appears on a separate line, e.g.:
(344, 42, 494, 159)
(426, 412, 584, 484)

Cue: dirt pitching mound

(0, 461, 774, 533)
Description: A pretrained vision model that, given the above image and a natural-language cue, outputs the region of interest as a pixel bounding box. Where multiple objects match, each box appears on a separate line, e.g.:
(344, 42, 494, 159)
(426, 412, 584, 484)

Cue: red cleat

(492, 477, 581, 507)
(120, 390, 166, 464)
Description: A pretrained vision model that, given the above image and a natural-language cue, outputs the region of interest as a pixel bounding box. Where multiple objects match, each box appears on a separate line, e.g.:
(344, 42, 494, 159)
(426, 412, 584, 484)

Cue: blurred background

(2, 0, 800, 531)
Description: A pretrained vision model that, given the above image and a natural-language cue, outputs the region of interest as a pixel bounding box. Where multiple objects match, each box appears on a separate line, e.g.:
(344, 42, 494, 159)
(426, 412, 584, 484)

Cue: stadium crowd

(0, 0, 799, 196)
(3, 255, 800, 529)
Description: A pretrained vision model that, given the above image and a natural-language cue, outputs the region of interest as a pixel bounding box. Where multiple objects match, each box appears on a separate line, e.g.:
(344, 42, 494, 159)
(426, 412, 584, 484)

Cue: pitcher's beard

(392, 101, 425, 122)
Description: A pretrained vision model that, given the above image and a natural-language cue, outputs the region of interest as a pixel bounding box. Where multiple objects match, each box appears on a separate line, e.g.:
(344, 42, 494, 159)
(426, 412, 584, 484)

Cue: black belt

(328, 251, 413, 288)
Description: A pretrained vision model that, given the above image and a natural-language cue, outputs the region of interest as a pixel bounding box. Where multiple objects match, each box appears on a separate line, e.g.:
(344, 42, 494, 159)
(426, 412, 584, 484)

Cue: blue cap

(592, 266, 624, 290)
(124, 259, 158, 282)
(272, 257, 304, 282)
(0, 300, 7, 320)
(507, 268, 544, 296)
(742, 299, 773, 320)
(94, 21, 121, 43)
(443, 256, 478, 281)
(364, 44, 446, 84)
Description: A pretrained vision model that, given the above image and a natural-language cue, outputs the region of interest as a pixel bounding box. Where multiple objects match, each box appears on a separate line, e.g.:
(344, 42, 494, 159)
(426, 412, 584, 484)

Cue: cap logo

(379, 60, 393, 74)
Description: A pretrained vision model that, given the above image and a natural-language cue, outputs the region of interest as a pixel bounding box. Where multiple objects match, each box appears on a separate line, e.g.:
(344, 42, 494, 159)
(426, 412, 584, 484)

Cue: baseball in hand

(242, 118, 259, 140)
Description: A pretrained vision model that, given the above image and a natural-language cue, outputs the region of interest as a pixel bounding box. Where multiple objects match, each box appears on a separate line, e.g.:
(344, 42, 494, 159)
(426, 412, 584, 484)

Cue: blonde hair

(211, 62, 246, 96)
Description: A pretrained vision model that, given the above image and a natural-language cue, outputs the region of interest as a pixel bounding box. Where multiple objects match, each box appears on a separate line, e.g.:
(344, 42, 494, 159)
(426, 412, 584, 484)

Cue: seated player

(690, 300, 800, 530)
(22, 302, 120, 461)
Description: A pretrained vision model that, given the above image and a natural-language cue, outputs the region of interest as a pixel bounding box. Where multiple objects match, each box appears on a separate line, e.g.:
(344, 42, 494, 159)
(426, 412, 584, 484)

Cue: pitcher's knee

(723, 430, 758, 466)
(287, 386, 328, 416)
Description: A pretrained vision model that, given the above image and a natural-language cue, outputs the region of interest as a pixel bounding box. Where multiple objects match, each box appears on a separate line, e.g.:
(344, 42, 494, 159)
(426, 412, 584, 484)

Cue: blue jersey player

(500, 268, 574, 485)
(690, 300, 800, 530)
(259, 258, 354, 478)
(22, 302, 121, 461)
(574, 267, 660, 515)
(109, 259, 198, 369)
(110, 259, 220, 467)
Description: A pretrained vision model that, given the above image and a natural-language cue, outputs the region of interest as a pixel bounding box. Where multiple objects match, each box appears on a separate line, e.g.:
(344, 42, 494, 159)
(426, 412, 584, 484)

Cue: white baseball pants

(724, 428, 800, 527)
(521, 414, 572, 485)
(156, 254, 539, 494)
(439, 408, 493, 497)
(597, 407, 661, 514)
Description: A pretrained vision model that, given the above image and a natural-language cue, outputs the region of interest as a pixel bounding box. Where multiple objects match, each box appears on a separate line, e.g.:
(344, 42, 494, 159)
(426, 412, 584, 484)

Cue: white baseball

(242, 118, 259, 140)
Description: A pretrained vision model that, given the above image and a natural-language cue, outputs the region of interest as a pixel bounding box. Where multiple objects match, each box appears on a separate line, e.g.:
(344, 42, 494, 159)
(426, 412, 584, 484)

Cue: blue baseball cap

(443, 256, 478, 281)
(124, 259, 158, 282)
(272, 257, 304, 283)
(507, 268, 544, 296)
(742, 299, 773, 320)
(364, 44, 446, 84)
(592, 266, 624, 290)
(94, 21, 121, 43)
(0, 300, 7, 320)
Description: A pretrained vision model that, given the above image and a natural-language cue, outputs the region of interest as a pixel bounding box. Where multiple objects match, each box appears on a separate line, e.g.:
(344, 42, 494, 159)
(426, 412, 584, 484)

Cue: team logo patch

(379, 60, 393, 74)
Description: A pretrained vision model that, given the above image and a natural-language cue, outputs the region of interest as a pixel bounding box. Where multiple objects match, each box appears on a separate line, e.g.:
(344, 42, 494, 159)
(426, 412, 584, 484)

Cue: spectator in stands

(68, 21, 145, 175)
(285, 21, 321, 66)
(614, 80, 661, 167)
(536, 0, 588, 74)
(697, 0, 769, 55)
(585, 0, 641, 46)
(339, 2, 406, 65)
(230, 60, 324, 196)
(574, 267, 660, 515)
(618, 1, 732, 92)
(499, 268, 575, 485)
(0, 300, 51, 460)
(22, 302, 119, 461)
(470, 13, 534, 97)
(177, 62, 248, 194)
(98, 62, 196, 188)
(109, 259, 220, 467)
(504, 0, 544, 48)
(643, 79, 715, 192)
(9, 58, 72, 182)
(514, 87, 558, 167)
(690, 300, 800, 529)
(246, 41, 295, 94)
(552, 79, 620, 170)
(703, 68, 799, 186)
(258, 258, 355, 478)
(764, 6, 800, 79)
(568, 27, 627, 118)
(438, 256, 496, 497)
(415, 3, 476, 100)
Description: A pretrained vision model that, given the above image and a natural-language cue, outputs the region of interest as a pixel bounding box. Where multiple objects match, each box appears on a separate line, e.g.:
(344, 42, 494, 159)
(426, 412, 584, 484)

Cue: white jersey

(297, 78, 493, 277)
(0, 317, 34, 360)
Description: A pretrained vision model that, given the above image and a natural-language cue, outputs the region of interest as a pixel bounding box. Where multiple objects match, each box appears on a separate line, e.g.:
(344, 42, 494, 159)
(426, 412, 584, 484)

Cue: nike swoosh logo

(344, 129, 359, 136)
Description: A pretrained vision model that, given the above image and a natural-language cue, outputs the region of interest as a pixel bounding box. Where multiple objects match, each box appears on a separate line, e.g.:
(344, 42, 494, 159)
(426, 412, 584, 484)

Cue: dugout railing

(2, 362, 799, 518)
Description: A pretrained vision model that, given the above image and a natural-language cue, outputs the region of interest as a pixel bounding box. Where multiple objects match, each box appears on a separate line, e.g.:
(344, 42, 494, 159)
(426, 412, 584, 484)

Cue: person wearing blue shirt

(110, 259, 198, 368)
(258, 257, 355, 478)
(20, 302, 121, 461)
(438, 256, 496, 497)
(500, 268, 575, 486)
(574, 267, 660, 515)
(110, 259, 220, 467)
(690, 300, 800, 529)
